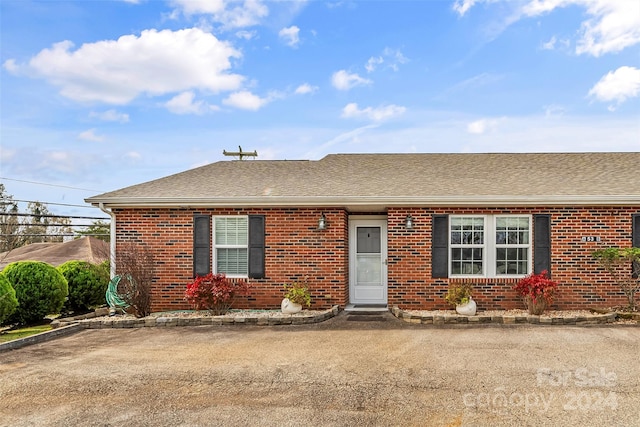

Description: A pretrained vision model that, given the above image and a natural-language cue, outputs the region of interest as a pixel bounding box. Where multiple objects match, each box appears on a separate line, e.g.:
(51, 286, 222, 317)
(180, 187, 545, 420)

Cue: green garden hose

(105, 275, 129, 314)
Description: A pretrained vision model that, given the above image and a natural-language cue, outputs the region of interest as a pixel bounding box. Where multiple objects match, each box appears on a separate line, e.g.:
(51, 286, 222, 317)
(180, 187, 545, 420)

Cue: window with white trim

(213, 216, 248, 277)
(449, 215, 531, 277)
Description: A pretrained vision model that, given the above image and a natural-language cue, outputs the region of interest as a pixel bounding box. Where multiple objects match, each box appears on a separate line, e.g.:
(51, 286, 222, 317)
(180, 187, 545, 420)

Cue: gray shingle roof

(86, 153, 640, 208)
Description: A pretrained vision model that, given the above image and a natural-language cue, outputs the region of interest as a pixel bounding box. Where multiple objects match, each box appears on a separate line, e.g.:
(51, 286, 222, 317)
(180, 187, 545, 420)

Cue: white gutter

(89, 194, 640, 208)
(98, 202, 116, 279)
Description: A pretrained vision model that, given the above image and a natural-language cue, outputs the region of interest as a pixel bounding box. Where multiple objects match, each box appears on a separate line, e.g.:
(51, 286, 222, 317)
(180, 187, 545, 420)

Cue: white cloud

(235, 30, 256, 40)
(541, 35, 570, 51)
(541, 35, 557, 50)
(78, 129, 105, 142)
(466, 118, 504, 134)
(170, 0, 269, 29)
(165, 91, 217, 115)
(125, 151, 142, 160)
(304, 124, 379, 159)
(527, 0, 640, 57)
(365, 49, 408, 73)
(41, 151, 82, 174)
(382, 47, 408, 71)
(341, 103, 406, 122)
(294, 83, 318, 95)
(170, 0, 225, 15)
(89, 109, 130, 123)
(543, 104, 566, 118)
(9, 28, 243, 105)
(365, 56, 383, 73)
(2, 59, 18, 74)
(279, 26, 300, 47)
(0, 146, 16, 163)
(457, 0, 640, 56)
(588, 66, 640, 110)
(331, 70, 372, 91)
(453, 0, 479, 16)
(223, 90, 268, 110)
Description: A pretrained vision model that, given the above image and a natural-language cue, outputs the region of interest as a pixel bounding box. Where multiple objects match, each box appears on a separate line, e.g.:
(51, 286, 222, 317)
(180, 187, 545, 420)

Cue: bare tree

(0, 184, 23, 252)
(22, 201, 72, 244)
(0, 185, 72, 251)
(117, 242, 155, 317)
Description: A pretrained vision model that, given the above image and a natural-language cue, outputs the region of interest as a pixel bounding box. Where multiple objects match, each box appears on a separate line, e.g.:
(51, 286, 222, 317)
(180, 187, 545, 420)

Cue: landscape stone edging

(390, 306, 633, 325)
(0, 323, 84, 353)
(51, 305, 341, 330)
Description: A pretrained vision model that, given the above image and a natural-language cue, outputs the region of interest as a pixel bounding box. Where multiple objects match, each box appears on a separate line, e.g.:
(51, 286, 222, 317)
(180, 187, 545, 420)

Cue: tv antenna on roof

(223, 146, 258, 160)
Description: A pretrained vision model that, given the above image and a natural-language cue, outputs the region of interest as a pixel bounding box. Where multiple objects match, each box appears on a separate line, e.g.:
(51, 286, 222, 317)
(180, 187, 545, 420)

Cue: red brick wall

(387, 207, 638, 311)
(114, 207, 348, 312)
(114, 206, 638, 313)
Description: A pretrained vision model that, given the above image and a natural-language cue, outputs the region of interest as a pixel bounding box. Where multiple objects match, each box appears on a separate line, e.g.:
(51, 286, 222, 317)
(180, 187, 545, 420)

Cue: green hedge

(58, 260, 109, 313)
(0, 272, 19, 325)
(2, 261, 68, 325)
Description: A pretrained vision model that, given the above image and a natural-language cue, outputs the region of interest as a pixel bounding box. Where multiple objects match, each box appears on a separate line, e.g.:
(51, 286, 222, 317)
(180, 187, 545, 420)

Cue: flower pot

(525, 296, 547, 315)
(281, 298, 302, 314)
(456, 297, 477, 316)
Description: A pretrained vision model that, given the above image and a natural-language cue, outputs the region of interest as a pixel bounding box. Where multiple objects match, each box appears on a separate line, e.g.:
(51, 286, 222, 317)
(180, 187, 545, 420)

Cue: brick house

(86, 153, 640, 312)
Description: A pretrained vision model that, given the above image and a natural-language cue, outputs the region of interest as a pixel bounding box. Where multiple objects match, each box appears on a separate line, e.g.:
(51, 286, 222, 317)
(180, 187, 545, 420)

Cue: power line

(3, 213, 109, 221)
(0, 177, 105, 193)
(2, 223, 107, 227)
(11, 199, 99, 209)
(0, 234, 109, 237)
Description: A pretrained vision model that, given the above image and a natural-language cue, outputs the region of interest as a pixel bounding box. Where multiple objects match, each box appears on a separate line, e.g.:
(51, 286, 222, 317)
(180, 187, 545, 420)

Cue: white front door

(349, 218, 388, 304)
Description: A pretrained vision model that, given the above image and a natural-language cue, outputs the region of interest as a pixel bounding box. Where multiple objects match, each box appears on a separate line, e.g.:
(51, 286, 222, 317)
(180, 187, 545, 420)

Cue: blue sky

(1, 0, 639, 219)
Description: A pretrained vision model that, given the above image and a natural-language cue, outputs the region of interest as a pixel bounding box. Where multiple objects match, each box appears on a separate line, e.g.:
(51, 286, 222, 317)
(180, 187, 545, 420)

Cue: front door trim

(348, 216, 388, 305)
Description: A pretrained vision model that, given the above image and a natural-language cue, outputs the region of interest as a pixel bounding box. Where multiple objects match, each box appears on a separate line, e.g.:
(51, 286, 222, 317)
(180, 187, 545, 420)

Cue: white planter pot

(281, 298, 302, 314)
(456, 297, 477, 316)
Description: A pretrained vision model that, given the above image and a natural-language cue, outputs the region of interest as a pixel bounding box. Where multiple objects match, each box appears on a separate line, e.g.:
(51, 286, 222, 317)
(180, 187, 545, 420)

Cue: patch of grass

(0, 325, 53, 343)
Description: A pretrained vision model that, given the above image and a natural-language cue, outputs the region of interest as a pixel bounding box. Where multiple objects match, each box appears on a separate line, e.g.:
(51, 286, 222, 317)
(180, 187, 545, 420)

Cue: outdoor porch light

(405, 214, 414, 230)
(318, 213, 327, 230)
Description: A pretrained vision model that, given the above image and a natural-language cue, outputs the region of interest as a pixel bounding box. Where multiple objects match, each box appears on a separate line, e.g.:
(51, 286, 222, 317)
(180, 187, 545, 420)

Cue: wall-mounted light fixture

(318, 213, 327, 230)
(405, 214, 414, 230)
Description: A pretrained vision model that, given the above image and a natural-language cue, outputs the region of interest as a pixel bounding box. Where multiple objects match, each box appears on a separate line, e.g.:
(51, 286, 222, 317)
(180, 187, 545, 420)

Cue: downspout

(98, 202, 116, 279)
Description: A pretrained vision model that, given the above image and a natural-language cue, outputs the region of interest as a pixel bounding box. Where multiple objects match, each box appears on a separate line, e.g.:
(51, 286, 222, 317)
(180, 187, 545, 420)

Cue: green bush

(0, 273, 19, 325)
(58, 260, 109, 314)
(2, 261, 68, 325)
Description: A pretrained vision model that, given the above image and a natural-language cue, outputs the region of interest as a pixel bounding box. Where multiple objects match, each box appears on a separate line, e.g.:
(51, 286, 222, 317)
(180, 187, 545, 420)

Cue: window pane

(356, 255, 381, 283)
(453, 217, 484, 244)
(496, 216, 529, 246)
(451, 247, 483, 274)
(451, 231, 461, 245)
(357, 227, 381, 254)
(496, 247, 528, 275)
(450, 217, 485, 275)
(215, 217, 248, 245)
(217, 248, 248, 275)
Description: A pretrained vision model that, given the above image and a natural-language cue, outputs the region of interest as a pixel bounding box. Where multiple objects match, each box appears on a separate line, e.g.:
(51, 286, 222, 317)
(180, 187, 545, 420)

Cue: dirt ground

(1, 312, 639, 427)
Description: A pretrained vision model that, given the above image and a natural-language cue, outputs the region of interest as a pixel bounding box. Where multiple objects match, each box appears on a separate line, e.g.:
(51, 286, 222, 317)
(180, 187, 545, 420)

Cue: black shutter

(432, 215, 449, 278)
(534, 214, 551, 275)
(248, 215, 266, 279)
(193, 215, 211, 277)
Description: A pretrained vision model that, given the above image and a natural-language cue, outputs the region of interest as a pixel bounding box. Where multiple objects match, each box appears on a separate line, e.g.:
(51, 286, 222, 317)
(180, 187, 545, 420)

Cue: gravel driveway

(1, 312, 638, 426)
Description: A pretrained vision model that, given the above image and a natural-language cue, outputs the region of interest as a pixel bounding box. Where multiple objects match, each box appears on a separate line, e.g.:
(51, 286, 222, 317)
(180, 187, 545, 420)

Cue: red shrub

(184, 273, 249, 315)
(514, 270, 558, 314)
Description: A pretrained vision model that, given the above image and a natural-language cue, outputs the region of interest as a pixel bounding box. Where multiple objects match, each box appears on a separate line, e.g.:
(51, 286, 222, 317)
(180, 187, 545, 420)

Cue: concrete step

(344, 304, 389, 313)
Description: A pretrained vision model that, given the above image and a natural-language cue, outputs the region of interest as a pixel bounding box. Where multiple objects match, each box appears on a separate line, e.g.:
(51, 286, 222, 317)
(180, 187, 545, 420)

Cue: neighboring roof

(86, 153, 640, 209)
(0, 237, 110, 269)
